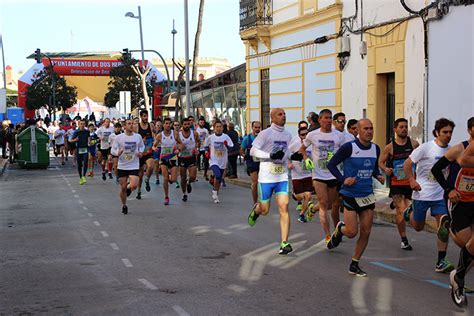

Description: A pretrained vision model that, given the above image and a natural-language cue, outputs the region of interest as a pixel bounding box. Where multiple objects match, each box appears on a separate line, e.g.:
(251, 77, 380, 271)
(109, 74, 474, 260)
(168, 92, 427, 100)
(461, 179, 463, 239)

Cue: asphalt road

(1, 157, 473, 315)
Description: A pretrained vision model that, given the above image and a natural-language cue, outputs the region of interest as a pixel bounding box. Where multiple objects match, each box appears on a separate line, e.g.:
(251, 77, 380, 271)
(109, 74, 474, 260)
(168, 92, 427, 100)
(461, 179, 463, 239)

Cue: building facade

(153, 57, 233, 82)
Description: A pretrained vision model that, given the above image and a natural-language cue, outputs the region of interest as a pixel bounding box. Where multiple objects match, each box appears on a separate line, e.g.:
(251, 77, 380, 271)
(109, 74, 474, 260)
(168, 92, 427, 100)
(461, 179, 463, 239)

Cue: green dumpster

(17, 126, 50, 169)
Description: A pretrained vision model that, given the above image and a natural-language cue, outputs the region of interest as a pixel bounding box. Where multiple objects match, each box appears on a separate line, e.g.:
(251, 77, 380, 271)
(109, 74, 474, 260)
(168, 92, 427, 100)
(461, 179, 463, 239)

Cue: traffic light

(122, 48, 131, 61)
(35, 48, 42, 63)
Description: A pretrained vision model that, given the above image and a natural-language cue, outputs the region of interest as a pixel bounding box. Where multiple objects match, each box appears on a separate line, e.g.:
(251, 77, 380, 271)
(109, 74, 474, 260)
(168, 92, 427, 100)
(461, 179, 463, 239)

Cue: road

(0, 157, 472, 315)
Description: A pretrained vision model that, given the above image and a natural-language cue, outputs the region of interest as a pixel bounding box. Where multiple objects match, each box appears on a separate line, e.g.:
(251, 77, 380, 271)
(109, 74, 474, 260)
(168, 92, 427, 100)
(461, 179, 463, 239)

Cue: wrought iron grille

(240, 0, 273, 31)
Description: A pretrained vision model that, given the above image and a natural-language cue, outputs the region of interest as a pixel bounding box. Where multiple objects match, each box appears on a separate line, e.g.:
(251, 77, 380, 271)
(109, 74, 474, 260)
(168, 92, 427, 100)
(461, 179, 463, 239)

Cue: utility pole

(184, 0, 191, 117)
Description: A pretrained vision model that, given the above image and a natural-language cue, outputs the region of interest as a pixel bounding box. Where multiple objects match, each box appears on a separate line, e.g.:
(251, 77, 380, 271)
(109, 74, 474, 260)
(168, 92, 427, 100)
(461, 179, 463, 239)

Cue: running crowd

(37, 108, 474, 308)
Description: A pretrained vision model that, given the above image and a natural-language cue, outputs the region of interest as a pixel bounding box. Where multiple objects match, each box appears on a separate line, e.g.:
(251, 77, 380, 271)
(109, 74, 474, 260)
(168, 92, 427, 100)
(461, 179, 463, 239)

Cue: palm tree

(192, 0, 205, 82)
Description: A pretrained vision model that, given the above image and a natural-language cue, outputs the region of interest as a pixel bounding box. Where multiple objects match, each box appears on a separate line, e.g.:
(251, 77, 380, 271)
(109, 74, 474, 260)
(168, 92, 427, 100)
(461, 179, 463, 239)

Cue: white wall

(428, 5, 474, 144)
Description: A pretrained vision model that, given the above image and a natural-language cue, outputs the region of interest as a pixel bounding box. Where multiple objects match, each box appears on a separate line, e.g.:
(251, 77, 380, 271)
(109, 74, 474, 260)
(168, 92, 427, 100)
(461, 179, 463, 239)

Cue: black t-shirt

(73, 129, 90, 148)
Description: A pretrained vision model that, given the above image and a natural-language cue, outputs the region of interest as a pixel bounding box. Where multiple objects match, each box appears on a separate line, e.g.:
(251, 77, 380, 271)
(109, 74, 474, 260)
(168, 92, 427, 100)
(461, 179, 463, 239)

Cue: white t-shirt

(109, 132, 121, 149)
(97, 126, 115, 149)
(54, 129, 66, 145)
(342, 130, 356, 144)
(196, 127, 209, 151)
(205, 133, 234, 169)
(409, 140, 450, 201)
(111, 133, 145, 171)
(289, 137, 312, 180)
(251, 125, 292, 183)
(303, 128, 344, 180)
(47, 125, 58, 140)
(66, 128, 76, 142)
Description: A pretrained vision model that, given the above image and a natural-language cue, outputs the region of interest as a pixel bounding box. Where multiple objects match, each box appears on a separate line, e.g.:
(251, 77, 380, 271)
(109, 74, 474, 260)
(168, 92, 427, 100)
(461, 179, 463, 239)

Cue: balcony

(239, 0, 272, 32)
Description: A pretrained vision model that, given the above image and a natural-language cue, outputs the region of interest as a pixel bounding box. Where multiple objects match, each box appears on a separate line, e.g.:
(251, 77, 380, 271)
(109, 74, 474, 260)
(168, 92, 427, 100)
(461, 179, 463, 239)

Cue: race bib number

(394, 166, 406, 180)
(215, 149, 224, 158)
(161, 147, 174, 155)
(355, 194, 376, 207)
(270, 163, 285, 175)
(123, 153, 134, 161)
(318, 159, 328, 170)
(78, 148, 88, 154)
(458, 175, 474, 193)
(180, 149, 192, 157)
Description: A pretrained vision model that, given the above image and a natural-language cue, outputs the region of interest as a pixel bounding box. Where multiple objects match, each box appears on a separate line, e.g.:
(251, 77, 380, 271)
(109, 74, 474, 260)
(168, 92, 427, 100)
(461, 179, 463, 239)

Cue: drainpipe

(423, 20, 429, 142)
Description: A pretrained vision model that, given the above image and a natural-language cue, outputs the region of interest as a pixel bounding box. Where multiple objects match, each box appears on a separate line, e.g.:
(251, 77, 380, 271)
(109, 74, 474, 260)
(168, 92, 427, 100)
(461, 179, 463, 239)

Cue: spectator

(0, 122, 7, 158)
(6, 124, 16, 163)
(44, 114, 51, 126)
(226, 122, 240, 178)
(89, 112, 96, 123)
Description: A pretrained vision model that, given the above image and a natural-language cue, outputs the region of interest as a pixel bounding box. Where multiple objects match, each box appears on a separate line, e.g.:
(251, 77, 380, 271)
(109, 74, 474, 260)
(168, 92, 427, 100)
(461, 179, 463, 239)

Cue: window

(260, 68, 270, 128)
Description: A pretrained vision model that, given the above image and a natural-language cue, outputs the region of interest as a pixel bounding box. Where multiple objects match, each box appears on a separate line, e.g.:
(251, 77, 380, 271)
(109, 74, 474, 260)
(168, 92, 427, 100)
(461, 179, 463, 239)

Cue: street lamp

(125, 6, 146, 71)
(171, 20, 177, 90)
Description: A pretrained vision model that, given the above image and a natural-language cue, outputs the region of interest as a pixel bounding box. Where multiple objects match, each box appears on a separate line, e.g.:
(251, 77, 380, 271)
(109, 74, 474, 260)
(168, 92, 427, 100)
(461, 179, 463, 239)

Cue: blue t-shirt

(241, 134, 258, 164)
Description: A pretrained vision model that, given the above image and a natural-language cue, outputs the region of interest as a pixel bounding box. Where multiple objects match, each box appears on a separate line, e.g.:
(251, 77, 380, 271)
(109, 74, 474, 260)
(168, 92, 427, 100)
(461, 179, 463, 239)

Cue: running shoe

(61, 161, 65, 165)
(296, 202, 302, 212)
(247, 203, 259, 226)
(187, 181, 192, 194)
(450, 270, 467, 307)
(176, 182, 180, 189)
(155, 178, 160, 185)
(82, 176, 87, 185)
(298, 214, 307, 223)
(122, 205, 128, 215)
(108, 173, 113, 179)
(116, 177, 119, 184)
(435, 258, 455, 273)
(401, 241, 413, 250)
(145, 178, 151, 192)
(136, 192, 142, 200)
(79, 177, 85, 185)
(102, 172, 106, 181)
(403, 204, 413, 222)
(437, 214, 451, 243)
(90, 171, 94, 178)
(182, 194, 188, 202)
(279, 241, 293, 255)
(349, 264, 367, 277)
(328, 221, 345, 249)
(212, 190, 220, 204)
(306, 210, 316, 222)
(164, 197, 169, 205)
(126, 187, 132, 197)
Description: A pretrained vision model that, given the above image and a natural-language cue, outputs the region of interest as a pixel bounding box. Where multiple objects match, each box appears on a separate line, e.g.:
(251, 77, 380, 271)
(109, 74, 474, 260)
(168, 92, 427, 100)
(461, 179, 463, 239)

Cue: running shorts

(140, 153, 154, 167)
(412, 199, 448, 222)
(210, 165, 225, 182)
(389, 185, 413, 200)
(258, 181, 289, 203)
(313, 178, 339, 188)
(100, 148, 111, 158)
(118, 169, 140, 178)
(451, 202, 474, 233)
(342, 194, 376, 213)
(292, 177, 313, 195)
(160, 159, 177, 169)
(178, 156, 196, 168)
(246, 161, 260, 176)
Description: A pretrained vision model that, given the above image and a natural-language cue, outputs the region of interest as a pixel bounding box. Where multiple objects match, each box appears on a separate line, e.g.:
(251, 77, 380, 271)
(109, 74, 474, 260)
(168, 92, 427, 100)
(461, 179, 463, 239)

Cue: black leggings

(198, 151, 209, 173)
(77, 152, 88, 177)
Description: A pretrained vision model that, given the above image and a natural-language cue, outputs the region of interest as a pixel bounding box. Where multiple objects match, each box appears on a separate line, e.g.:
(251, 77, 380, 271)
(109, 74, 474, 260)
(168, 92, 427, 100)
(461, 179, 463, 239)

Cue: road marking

(425, 279, 450, 289)
(93, 221, 101, 226)
(215, 228, 232, 235)
(376, 278, 392, 313)
(351, 277, 369, 314)
(191, 225, 211, 234)
(122, 258, 133, 268)
(227, 284, 247, 293)
(74, 195, 79, 198)
(138, 278, 158, 290)
(82, 206, 88, 210)
(87, 213, 93, 217)
(78, 200, 84, 204)
(172, 305, 190, 316)
(100, 231, 109, 237)
(110, 243, 119, 250)
(71, 190, 76, 193)
(370, 262, 404, 273)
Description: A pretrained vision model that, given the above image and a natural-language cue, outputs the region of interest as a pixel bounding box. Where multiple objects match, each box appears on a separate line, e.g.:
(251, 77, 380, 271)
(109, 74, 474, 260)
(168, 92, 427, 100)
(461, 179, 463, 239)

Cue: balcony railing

(240, 0, 273, 32)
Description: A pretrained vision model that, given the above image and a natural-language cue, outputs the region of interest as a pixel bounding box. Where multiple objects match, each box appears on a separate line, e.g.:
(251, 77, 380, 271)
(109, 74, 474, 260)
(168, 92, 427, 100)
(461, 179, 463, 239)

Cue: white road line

(78, 200, 84, 204)
(87, 213, 93, 217)
(71, 190, 76, 193)
(227, 284, 247, 293)
(100, 231, 109, 237)
(110, 243, 119, 250)
(172, 305, 190, 316)
(74, 195, 79, 198)
(93, 221, 101, 226)
(138, 278, 158, 290)
(215, 228, 232, 235)
(82, 206, 88, 210)
(121, 258, 133, 268)
(351, 277, 369, 314)
(376, 278, 392, 313)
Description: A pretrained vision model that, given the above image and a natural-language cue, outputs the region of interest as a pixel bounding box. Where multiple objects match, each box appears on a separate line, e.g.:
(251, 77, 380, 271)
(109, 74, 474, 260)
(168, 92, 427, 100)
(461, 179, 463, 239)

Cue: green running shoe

(403, 204, 413, 222)
(296, 203, 302, 212)
(279, 241, 293, 255)
(437, 214, 450, 243)
(435, 258, 455, 273)
(247, 203, 259, 227)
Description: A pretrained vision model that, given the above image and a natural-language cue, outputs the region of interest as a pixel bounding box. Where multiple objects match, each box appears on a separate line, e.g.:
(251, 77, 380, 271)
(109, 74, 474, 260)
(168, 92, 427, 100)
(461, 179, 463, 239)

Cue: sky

(0, 0, 245, 74)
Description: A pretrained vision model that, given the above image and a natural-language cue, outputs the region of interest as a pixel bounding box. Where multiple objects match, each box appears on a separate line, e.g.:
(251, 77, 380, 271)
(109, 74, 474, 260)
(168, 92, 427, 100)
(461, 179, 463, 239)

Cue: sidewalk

(214, 161, 438, 234)
(0, 157, 8, 176)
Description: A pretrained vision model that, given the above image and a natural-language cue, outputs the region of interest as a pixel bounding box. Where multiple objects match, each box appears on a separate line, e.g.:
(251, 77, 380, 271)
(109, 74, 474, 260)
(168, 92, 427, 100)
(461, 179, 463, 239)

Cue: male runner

(247, 108, 293, 255)
(87, 123, 99, 177)
(71, 120, 90, 185)
(461, 143, 474, 167)
(54, 122, 66, 165)
(173, 121, 182, 189)
(109, 122, 123, 183)
(327, 119, 384, 276)
(240, 121, 261, 205)
(205, 119, 233, 203)
(96, 118, 114, 180)
(347, 119, 359, 138)
(300, 109, 344, 243)
(379, 118, 419, 250)
(333, 112, 356, 144)
(153, 120, 162, 185)
(153, 118, 183, 205)
(111, 119, 144, 214)
(178, 118, 201, 202)
(196, 117, 210, 180)
(403, 118, 455, 273)
(432, 117, 474, 307)
(66, 121, 77, 165)
(137, 110, 155, 199)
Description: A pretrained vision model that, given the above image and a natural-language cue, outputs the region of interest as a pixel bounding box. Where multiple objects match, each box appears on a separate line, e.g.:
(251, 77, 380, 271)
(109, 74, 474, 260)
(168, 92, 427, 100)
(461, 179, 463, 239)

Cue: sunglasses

(334, 120, 346, 124)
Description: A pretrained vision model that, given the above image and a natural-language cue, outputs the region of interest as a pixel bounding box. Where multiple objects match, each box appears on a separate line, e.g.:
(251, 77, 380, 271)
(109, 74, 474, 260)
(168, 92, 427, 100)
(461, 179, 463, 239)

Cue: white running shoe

(212, 190, 219, 203)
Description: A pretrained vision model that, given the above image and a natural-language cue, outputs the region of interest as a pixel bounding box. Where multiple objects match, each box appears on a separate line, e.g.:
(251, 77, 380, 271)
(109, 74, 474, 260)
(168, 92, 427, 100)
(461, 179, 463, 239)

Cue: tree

(192, 0, 205, 81)
(25, 67, 77, 115)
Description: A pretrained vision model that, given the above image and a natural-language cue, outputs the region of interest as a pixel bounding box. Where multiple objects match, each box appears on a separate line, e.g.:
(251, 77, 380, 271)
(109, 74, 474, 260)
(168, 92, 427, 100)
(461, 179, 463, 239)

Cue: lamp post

(184, 0, 191, 117)
(125, 6, 146, 71)
(171, 19, 177, 90)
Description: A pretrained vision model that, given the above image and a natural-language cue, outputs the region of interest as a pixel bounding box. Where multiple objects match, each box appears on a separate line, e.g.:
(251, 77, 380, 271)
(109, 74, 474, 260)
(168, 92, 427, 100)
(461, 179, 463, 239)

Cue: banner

(42, 59, 128, 76)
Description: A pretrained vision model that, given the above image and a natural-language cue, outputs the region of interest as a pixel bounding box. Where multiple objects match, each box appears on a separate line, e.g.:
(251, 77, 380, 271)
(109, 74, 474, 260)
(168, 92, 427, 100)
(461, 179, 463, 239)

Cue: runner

(403, 118, 455, 273)
(154, 117, 183, 205)
(137, 110, 155, 199)
(87, 123, 99, 177)
(460, 142, 474, 167)
(173, 120, 181, 189)
(240, 121, 261, 205)
(327, 119, 384, 276)
(111, 119, 144, 215)
(205, 119, 233, 203)
(96, 118, 114, 181)
(109, 122, 123, 184)
(300, 109, 344, 243)
(247, 108, 293, 255)
(71, 120, 90, 185)
(196, 117, 210, 180)
(153, 120, 162, 185)
(289, 126, 314, 223)
(47, 121, 58, 156)
(379, 118, 419, 250)
(178, 118, 201, 202)
(66, 121, 77, 166)
(432, 117, 474, 307)
(54, 122, 66, 165)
